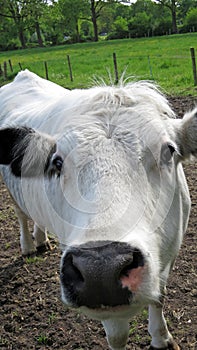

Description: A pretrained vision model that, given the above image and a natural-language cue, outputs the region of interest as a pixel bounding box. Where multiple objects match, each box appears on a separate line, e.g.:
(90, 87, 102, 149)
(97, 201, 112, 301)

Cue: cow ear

(0, 127, 36, 176)
(179, 107, 197, 159)
(0, 127, 56, 177)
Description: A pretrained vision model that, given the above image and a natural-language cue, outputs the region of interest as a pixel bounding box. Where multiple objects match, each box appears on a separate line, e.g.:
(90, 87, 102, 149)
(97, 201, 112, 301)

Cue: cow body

(0, 70, 196, 350)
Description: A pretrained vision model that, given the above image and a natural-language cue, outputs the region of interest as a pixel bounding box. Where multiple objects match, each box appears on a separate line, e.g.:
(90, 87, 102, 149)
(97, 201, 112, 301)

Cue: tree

(111, 16, 129, 38)
(58, 0, 89, 42)
(0, 0, 29, 48)
(89, 0, 128, 42)
(28, 0, 49, 47)
(128, 11, 151, 37)
(0, 0, 49, 48)
(154, 0, 178, 34)
(0, 13, 19, 50)
(184, 7, 197, 32)
(42, 2, 64, 45)
(179, 0, 197, 16)
(90, 0, 105, 41)
(97, 3, 115, 34)
(58, 0, 118, 42)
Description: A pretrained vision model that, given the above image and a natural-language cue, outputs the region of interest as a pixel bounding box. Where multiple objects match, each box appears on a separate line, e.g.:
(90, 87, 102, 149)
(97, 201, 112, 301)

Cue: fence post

(148, 55, 154, 79)
(18, 62, 23, 70)
(67, 55, 73, 82)
(0, 64, 3, 77)
(113, 52, 118, 84)
(44, 61, 49, 80)
(190, 47, 197, 86)
(8, 59, 13, 72)
(3, 61, 7, 80)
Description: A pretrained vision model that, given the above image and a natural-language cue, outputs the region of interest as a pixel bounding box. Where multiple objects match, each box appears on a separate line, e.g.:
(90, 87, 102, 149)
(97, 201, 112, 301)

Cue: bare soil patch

(0, 96, 196, 350)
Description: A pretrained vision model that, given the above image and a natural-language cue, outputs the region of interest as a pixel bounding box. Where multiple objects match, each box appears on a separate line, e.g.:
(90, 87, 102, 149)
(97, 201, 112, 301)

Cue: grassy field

(0, 33, 197, 96)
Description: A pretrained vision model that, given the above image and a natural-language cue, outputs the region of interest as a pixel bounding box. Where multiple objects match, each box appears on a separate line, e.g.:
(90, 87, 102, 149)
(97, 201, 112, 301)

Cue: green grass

(1, 33, 197, 95)
(25, 256, 44, 264)
(48, 312, 57, 324)
(36, 334, 49, 345)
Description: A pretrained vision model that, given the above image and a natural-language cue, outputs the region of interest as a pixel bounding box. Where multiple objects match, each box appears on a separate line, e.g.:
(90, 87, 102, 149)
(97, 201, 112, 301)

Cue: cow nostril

(61, 253, 84, 288)
(119, 249, 144, 278)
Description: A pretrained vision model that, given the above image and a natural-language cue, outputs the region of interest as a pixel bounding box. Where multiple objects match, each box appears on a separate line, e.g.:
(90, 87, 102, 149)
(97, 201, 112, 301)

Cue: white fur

(0, 70, 195, 350)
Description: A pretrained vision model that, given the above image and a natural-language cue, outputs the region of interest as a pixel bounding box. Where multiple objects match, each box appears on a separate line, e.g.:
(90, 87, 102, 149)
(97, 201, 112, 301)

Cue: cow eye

(46, 154, 63, 177)
(160, 142, 176, 165)
(52, 155, 63, 173)
(53, 156, 63, 171)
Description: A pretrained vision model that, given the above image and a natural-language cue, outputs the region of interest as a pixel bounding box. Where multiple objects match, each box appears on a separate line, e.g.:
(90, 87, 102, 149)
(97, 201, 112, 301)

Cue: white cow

(0, 70, 196, 350)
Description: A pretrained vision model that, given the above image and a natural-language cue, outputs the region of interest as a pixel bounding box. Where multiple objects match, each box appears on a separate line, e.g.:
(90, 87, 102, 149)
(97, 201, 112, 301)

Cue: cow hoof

(22, 247, 37, 257)
(149, 340, 180, 350)
(22, 250, 37, 258)
(36, 240, 52, 253)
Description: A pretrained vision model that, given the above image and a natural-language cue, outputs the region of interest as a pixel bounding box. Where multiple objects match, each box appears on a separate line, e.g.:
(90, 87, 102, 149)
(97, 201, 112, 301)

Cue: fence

(1, 48, 197, 90)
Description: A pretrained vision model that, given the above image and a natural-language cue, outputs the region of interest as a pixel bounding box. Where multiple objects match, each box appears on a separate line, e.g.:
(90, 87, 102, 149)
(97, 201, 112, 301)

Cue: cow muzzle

(60, 241, 145, 309)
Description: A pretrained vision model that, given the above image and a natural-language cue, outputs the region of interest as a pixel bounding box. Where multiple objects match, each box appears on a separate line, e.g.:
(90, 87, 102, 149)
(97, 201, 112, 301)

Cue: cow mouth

(78, 302, 144, 321)
(85, 304, 132, 312)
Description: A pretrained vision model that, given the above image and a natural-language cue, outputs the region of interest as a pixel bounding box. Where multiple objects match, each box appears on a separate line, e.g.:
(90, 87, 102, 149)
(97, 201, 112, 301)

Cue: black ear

(0, 127, 35, 176)
(0, 127, 56, 177)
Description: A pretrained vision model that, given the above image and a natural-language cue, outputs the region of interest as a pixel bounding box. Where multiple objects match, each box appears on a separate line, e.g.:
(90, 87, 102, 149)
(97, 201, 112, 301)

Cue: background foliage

(0, 0, 197, 50)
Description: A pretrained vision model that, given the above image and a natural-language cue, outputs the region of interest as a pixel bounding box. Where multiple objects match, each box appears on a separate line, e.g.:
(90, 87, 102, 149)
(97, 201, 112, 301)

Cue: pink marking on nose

(120, 266, 145, 292)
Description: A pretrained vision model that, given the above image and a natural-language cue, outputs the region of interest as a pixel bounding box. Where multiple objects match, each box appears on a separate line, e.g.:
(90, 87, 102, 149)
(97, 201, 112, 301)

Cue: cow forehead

(54, 82, 175, 158)
(52, 79, 174, 136)
(57, 108, 171, 169)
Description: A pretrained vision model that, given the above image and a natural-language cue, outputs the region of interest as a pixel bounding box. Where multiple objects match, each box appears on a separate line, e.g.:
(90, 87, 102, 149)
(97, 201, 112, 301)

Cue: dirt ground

(0, 96, 197, 350)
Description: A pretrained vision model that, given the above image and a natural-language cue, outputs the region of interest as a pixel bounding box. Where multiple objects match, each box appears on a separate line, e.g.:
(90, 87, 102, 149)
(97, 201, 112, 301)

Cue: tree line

(0, 0, 197, 51)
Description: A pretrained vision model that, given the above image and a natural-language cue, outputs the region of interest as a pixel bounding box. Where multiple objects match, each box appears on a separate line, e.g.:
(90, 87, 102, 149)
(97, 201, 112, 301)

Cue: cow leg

(33, 224, 51, 252)
(14, 204, 36, 256)
(102, 318, 129, 350)
(148, 303, 180, 350)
